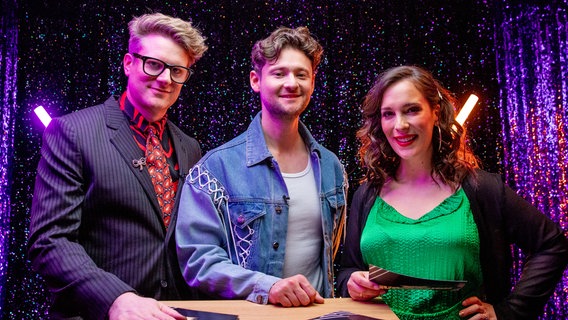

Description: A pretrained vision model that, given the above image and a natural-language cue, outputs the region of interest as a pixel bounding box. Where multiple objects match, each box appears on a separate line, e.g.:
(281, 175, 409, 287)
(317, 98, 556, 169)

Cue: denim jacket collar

(245, 112, 321, 167)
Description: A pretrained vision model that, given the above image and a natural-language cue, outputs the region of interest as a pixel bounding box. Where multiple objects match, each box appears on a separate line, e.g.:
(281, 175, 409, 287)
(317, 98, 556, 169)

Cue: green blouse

(361, 188, 483, 320)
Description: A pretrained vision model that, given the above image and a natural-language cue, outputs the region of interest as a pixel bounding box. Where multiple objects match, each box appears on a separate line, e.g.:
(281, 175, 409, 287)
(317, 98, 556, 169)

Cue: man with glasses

(131, 53, 194, 85)
(28, 12, 207, 319)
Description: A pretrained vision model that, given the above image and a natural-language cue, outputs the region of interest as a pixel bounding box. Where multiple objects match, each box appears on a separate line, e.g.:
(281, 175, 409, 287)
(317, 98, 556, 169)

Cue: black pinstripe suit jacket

(28, 96, 202, 319)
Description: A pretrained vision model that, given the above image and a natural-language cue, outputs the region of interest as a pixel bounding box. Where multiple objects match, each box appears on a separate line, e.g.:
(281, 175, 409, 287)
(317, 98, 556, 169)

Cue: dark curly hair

(357, 65, 479, 191)
(251, 26, 323, 74)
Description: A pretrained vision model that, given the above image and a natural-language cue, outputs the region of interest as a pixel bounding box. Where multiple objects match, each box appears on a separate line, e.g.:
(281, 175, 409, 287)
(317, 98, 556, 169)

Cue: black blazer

(28, 96, 202, 319)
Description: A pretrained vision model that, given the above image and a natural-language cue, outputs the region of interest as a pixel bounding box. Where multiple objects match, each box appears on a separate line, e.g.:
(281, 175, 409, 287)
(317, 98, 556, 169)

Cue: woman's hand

(459, 296, 496, 320)
(347, 271, 387, 301)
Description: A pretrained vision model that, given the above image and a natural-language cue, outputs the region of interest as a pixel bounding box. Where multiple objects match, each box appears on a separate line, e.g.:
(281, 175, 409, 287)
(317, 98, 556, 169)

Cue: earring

(436, 125, 442, 153)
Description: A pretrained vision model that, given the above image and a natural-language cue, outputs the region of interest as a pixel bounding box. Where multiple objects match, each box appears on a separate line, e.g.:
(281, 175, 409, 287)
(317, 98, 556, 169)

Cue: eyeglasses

(131, 53, 193, 84)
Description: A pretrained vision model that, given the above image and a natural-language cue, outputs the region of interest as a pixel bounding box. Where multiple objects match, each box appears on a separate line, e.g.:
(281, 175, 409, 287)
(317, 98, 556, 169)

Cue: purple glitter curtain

(0, 1, 566, 318)
(0, 0, 18, 310)
(495, 2, 568, 318)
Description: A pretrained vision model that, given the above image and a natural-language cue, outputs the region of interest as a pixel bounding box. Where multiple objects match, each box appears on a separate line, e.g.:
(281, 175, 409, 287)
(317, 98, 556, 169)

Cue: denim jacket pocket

(228, 202, 266, 228)
(227, 202, 266, 268)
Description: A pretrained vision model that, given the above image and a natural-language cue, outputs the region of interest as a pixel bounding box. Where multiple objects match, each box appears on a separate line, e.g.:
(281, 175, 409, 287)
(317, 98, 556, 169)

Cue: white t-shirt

(281, 159, 323, 294)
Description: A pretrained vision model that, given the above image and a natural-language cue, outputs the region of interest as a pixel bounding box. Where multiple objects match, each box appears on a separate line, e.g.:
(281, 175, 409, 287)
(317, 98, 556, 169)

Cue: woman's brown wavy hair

(357, 65, 479, 191)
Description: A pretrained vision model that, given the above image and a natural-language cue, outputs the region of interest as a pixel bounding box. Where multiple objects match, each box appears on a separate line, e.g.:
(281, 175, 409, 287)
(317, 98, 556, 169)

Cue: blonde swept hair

(128, 12, 208, 62)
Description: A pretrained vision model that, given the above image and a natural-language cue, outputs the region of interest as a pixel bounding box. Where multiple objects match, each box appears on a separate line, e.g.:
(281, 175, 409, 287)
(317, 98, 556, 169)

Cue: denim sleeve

(175, 165, 281, 304)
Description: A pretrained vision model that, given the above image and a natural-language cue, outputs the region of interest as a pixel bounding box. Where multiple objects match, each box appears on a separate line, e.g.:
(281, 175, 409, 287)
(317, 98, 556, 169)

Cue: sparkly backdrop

(0, 0, 566, 319)
(494, 2, 568, 317)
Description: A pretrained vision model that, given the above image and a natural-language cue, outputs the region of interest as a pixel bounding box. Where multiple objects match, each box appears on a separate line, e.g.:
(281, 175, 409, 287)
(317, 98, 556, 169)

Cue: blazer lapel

(165, 123, 192, 239)
(104, 96, 164, 222)
(168, 124, 191, 184)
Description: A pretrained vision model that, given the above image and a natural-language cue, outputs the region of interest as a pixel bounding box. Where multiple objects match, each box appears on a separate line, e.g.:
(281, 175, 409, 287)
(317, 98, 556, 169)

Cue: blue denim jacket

(176, 112, 347, 304)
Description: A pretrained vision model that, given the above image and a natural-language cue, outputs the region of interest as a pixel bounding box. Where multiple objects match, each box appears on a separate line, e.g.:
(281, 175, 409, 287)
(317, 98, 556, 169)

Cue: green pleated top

(361, 188, 483, 320)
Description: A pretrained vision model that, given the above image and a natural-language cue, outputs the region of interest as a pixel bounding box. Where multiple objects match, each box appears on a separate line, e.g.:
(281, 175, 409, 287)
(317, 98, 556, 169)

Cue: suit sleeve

(28, 117, 133, 320)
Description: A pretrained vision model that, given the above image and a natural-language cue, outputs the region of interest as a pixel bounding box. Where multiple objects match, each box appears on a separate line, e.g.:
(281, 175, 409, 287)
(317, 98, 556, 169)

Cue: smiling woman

(379, 79, 440, 174)
(337, 66, 568, 320)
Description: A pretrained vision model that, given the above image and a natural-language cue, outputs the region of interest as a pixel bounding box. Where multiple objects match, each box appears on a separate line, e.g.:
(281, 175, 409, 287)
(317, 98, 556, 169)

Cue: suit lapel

(104, 97, 165, 224)
(166, 123, 190, 240)
(168, 124, 190, 183)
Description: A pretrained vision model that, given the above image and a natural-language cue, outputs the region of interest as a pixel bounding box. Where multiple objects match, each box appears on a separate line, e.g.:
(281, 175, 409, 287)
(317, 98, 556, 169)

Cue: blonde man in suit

(28, 12, 207, 320)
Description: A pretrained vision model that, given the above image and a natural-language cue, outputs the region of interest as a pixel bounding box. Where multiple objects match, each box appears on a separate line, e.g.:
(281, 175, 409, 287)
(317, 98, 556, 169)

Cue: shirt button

(275, 206, 282, 214)
(160, 280, 168, 288)
(272, 242, 279, 250)
(237, 215, 245, 224)
(256, 295, 264, 304)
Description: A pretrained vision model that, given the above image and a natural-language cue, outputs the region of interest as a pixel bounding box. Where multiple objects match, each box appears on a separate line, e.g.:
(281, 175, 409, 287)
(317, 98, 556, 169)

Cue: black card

(368, 265, 467, 291)
(173, 307, 239, 320)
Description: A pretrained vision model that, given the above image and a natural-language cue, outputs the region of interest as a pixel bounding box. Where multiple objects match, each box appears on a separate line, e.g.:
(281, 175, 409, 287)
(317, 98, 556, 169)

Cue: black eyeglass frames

(131, 53, 193, 84)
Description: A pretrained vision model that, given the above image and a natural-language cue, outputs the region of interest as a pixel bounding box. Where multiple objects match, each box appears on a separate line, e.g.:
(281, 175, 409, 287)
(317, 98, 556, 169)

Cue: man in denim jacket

(176, 26, 347, 307)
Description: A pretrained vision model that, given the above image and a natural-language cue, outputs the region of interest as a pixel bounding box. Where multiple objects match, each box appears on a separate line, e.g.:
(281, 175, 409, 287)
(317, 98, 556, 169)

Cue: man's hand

(108, 292, 186, 320)
(268, 274, 324, 307)
(347, 271, 386, 301)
